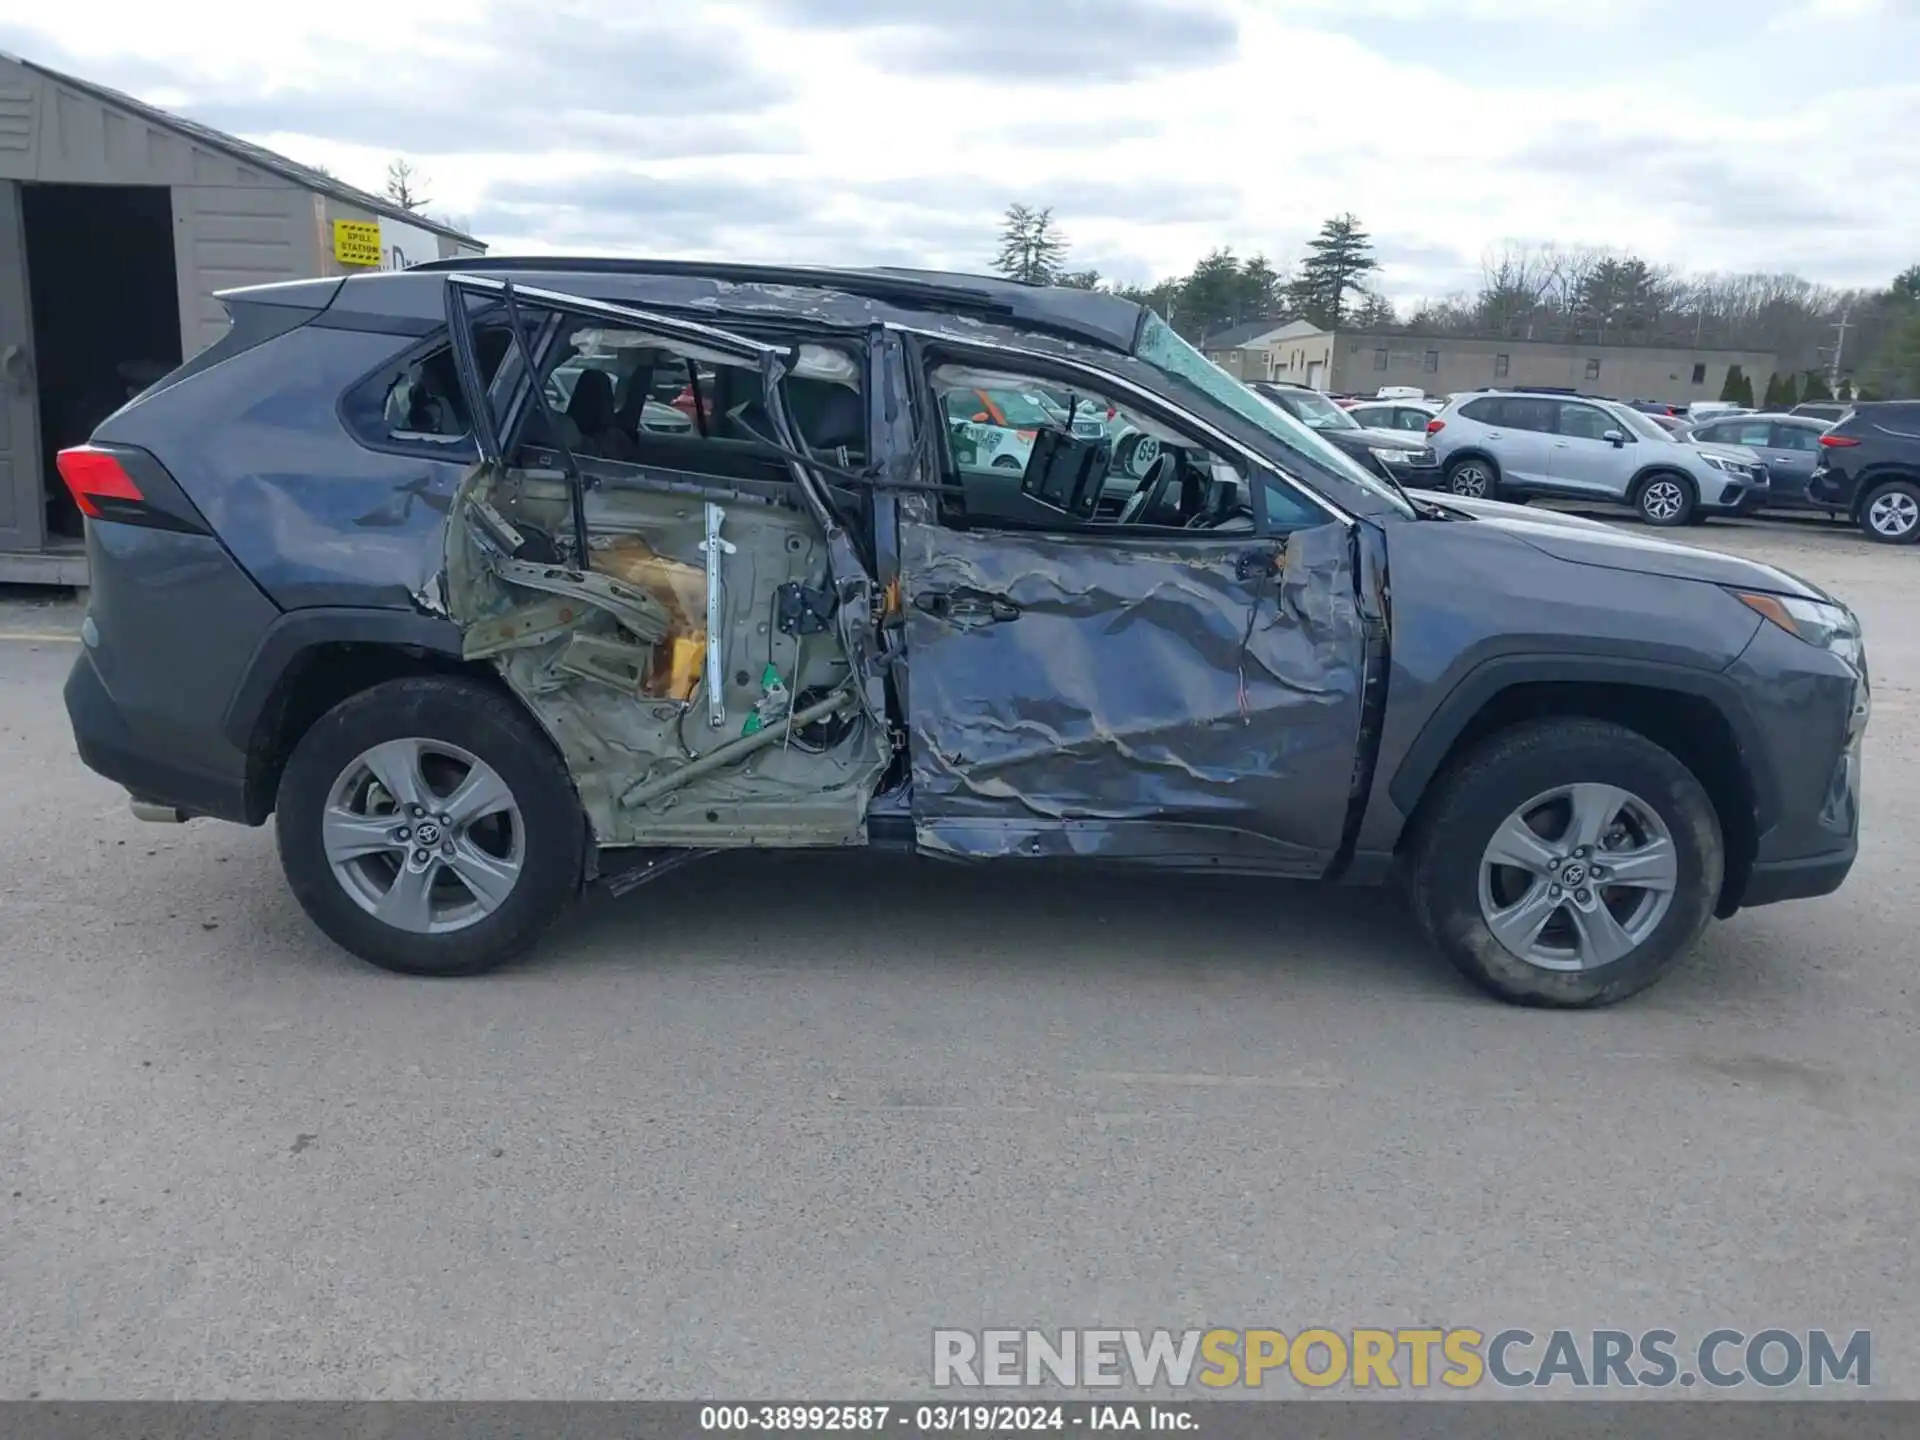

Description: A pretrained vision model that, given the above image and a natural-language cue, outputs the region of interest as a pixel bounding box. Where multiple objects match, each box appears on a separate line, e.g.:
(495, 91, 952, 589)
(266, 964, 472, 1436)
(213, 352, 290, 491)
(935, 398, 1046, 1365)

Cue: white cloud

(2, 0, 1915, 299)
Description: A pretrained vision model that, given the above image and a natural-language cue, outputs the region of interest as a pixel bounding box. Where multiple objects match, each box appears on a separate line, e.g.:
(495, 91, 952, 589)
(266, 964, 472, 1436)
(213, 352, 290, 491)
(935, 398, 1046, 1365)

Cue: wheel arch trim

(221, 607, 467, 752)
(1386, 651, 1778, 831)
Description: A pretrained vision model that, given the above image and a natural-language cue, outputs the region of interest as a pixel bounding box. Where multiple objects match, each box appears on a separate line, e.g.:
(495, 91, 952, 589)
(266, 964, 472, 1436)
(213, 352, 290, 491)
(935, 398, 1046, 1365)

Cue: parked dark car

(58, 261, 1867, 1007)
(1683, 413, 1832, 511)
(1245, 379, 1442, 491)
(1807, 401, 1920, 542)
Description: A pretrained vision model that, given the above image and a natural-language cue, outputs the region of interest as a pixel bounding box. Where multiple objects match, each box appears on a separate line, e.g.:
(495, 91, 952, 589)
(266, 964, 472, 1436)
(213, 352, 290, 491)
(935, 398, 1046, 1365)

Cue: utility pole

(1829, 308, 1852, 393)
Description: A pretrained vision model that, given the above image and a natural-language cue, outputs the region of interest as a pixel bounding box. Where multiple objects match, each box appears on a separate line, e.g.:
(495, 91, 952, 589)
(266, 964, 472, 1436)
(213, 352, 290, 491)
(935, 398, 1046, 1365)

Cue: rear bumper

(65, 649, 253, 823)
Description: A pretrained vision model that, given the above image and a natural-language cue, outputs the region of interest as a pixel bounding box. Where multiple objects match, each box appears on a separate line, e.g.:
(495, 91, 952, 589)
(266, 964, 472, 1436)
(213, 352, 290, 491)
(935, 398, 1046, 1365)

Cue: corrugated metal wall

(0, 55, 321, 358)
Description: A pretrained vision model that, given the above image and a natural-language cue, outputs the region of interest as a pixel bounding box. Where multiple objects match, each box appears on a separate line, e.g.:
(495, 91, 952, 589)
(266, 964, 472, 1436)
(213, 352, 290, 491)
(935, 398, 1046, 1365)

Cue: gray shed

(0, 52, 487, 585)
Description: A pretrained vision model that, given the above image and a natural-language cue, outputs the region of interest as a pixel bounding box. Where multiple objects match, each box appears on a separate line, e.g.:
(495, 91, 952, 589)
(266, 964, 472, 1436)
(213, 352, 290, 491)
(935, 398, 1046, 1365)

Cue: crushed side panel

(446, 467, 890, 849)
(898, 517, 1365, 864)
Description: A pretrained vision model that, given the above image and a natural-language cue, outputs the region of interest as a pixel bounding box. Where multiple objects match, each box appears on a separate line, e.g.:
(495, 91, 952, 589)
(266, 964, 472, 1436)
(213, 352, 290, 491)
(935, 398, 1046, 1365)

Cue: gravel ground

(0, 511, 1914, 1400)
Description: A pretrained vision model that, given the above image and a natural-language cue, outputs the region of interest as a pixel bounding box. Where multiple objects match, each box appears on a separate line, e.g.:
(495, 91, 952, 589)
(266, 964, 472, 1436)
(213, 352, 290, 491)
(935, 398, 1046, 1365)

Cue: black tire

(1633, 471, 1696, 527)
(1858, 479, 1920, 545)
(1406, 719, 1723, 1008)
(275, 675, 586, 976)
(1445, 455, 1500, 500)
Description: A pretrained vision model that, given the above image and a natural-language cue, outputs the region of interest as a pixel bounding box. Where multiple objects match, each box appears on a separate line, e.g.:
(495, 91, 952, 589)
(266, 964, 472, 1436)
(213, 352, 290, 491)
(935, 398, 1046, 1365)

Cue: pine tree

(1719, 365, 1746, 403)
(1736, 370, 1756, 407)
(1802, 371, 1833, 401)
(1778, 372, 1800, 408)
(1293, 214, 1379, 328)
(992, 204, 1068, 285)
(1761, 374, 1784, 409)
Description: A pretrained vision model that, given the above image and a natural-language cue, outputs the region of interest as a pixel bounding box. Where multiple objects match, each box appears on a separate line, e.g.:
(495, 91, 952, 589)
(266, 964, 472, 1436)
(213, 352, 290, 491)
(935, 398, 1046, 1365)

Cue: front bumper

(1720, 616, 1866, 912)
(1698, 465, 1770, 513)
(1743, 842, 1856, 906)
(1379, 454, 1443, 490)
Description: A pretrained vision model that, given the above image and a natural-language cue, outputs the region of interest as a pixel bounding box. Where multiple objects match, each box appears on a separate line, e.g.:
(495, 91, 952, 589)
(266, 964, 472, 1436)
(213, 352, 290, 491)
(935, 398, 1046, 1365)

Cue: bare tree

(385, 157, 431, 212)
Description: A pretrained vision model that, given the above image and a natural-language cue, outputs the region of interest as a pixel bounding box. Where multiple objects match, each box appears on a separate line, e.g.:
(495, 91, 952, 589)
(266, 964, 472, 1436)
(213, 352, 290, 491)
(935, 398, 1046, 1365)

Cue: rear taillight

(56, 446, 144, 519)
(55, 444, 208, 534)
(1426, 418, 1445, 434)
(1819, 434, 1860, 448)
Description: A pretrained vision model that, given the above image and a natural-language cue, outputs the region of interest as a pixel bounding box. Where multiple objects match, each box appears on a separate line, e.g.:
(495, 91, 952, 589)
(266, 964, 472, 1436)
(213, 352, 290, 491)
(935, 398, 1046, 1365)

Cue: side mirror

(1603, 429, 1626, 447)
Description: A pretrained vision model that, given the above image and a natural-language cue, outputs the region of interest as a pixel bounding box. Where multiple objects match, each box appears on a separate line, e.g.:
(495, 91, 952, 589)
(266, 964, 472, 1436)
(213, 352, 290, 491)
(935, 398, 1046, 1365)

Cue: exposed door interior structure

(20, 182, 181, 545)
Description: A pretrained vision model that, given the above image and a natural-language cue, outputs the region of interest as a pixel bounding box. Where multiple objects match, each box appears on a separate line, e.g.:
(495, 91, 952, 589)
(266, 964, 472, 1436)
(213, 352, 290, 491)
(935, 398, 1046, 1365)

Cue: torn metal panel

(444, 463, 890, 851)
(897, 517, 1367, 873)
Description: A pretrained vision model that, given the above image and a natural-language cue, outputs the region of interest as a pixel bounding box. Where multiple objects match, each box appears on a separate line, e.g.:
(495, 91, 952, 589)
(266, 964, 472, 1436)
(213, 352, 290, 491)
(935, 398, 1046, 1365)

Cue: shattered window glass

(1135, 313, 1412, 517)
(352, 325, 511, 450)
(517, 324, 864, 467)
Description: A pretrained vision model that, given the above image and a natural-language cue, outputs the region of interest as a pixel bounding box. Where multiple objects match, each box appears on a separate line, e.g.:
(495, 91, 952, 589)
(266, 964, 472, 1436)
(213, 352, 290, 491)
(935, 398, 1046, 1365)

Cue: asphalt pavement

(1, 512, 1915, 1399)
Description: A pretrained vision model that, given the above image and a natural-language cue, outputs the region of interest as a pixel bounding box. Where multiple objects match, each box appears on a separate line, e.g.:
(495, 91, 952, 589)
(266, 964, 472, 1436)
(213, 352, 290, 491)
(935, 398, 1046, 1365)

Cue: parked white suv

(1423, 390, 1769, 526)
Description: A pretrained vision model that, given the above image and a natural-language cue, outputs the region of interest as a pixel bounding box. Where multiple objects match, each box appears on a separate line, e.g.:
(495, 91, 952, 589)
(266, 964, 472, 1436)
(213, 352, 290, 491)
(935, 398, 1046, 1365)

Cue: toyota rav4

(59, 261, 1867, 1006)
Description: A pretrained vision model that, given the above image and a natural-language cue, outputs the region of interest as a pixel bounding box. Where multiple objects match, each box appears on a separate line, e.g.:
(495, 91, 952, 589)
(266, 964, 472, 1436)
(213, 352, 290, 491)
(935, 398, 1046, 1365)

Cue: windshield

(1134, 313, 1414, 517)
(1605, 403, 1676, 444)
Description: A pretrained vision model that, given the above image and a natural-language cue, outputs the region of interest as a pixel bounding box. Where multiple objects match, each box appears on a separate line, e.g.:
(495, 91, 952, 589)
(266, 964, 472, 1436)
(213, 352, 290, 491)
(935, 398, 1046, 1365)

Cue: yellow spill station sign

(332, 220, 382, 267)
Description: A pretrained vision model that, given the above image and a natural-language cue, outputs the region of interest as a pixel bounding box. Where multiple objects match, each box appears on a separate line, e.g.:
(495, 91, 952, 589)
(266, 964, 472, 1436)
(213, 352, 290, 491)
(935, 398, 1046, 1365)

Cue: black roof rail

(401, 255, 1146, 351)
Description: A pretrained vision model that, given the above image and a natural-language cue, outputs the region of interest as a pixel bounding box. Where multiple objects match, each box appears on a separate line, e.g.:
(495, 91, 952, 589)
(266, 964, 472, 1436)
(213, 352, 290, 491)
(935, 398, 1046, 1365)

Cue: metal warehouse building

(0, 52, 486, 585)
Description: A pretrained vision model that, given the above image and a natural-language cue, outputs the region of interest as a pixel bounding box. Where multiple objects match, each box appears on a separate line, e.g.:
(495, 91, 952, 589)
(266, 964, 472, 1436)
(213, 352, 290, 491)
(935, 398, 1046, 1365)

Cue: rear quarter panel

(95, 325, 460, 611)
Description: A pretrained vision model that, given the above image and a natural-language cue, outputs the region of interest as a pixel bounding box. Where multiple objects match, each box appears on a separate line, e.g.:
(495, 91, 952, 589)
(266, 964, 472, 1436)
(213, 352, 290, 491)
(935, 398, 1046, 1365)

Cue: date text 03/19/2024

(699, 1405, 1189, 1432)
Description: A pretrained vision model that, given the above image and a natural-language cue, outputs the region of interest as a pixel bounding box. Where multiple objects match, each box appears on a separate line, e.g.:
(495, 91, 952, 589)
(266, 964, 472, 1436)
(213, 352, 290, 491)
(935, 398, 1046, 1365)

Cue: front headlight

(1732, 590, 1864, 669)
(1369, 446, 1418, 465)
(1701, 453, 1749, 475)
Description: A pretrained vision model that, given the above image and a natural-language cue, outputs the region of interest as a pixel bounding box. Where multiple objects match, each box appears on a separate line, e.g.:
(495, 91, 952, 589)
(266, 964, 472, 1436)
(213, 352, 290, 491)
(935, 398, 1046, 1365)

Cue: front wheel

(275, 676, 586, 976)
(1445, 457, 1499, 500)
(1860, 480, 1920, 544)
(1407, 719, 1723, 1007)
(1635, 473, 1696, 527)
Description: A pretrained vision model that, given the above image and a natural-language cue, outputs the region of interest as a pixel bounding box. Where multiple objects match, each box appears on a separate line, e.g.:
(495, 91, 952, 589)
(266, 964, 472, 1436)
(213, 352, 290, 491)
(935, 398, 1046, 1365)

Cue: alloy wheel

(1867, 490, 1919, 539)
(321, 737, 525, 935)
(1477, 783, 1678, 972)
(1449, 463, 1489, 497)
(1641, 479, 1685, 522)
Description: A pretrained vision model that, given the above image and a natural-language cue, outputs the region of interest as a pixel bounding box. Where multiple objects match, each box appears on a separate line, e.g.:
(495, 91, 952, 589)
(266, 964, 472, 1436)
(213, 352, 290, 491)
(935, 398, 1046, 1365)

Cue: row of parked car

(1245, 380, 1920, 544)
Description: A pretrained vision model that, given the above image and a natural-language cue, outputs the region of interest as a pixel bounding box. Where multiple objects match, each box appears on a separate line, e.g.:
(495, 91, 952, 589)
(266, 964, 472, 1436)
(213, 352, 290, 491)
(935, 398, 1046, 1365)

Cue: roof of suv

(394, 256, 1151, 353)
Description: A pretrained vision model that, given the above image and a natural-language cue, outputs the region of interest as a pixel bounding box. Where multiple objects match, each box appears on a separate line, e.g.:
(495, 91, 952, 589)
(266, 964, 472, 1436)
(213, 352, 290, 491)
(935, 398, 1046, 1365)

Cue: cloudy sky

(2, 0, 1916, 303)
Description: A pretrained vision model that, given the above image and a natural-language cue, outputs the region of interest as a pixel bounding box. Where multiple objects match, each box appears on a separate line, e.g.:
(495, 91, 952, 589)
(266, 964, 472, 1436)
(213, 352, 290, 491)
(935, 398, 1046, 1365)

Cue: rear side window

(342, 326, 511, 456)
(1463, 396, 1553, 432)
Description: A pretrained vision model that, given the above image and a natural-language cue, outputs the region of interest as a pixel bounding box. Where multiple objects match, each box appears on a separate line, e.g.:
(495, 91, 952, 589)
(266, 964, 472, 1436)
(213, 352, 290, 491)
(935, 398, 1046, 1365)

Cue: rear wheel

(1859, 480, 1920, 544)
(275, 676, 585, 976)
(1407, 719, 1722, 1007)
(1445, 456, 1499, 500)
(1634, 473, 1695, 527)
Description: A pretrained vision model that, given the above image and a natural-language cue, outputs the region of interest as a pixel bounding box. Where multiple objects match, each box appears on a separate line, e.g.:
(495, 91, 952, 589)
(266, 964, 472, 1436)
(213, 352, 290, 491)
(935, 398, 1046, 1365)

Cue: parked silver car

(1346, 399, 1439, 436)
(1682, 413, 1831, 511)
(1423, 390, 1769, 526)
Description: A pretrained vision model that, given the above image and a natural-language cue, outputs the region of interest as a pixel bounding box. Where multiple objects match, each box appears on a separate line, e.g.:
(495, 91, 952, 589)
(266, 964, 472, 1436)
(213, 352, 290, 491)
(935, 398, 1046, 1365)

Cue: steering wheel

(1116, 452, 1178, 526)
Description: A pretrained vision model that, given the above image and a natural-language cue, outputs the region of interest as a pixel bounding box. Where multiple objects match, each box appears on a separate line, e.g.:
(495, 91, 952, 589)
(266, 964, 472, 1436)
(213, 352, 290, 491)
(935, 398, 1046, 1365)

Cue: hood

(1326, 425, 1431, 453)
(1693, 441, 1762, 465)
(1426, 495, 1829, 600)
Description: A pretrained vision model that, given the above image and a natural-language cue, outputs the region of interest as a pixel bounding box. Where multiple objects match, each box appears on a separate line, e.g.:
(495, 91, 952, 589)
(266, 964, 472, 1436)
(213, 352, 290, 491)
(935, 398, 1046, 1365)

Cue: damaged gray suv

(60, 261, 1867, 1006)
